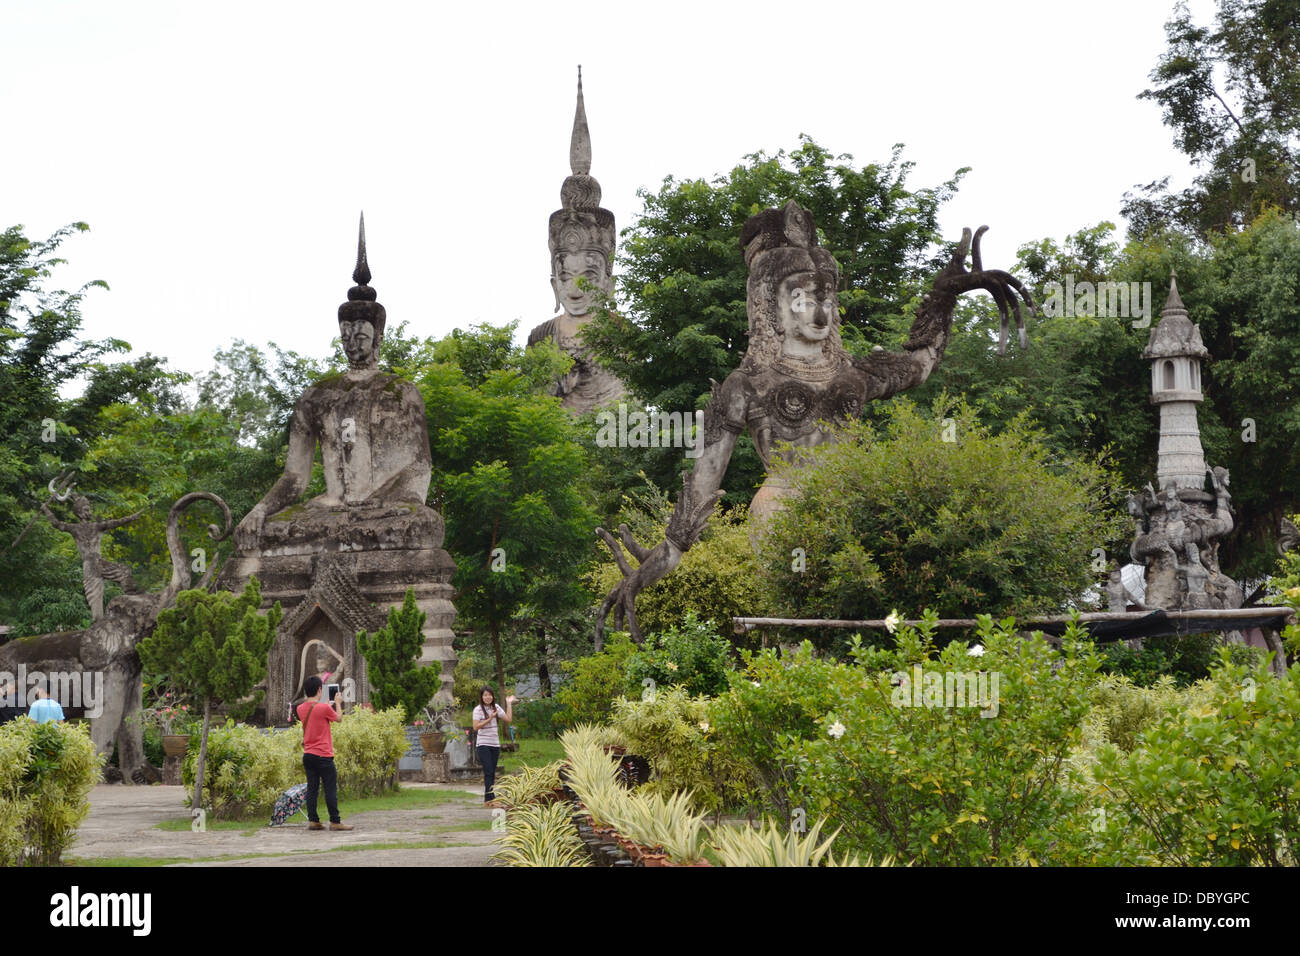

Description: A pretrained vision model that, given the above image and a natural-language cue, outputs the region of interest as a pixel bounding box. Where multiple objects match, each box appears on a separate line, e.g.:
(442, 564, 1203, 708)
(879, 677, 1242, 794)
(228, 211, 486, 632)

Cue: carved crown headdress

(548, 67, 615, 268)
(338, 212, 386, 341)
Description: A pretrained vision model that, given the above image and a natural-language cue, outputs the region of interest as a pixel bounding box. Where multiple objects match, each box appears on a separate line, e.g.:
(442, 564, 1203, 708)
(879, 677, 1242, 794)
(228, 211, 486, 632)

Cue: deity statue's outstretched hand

(928, 226, 1035, 354)
(594, 526, 683, 644)
(234, 504, 267, 552)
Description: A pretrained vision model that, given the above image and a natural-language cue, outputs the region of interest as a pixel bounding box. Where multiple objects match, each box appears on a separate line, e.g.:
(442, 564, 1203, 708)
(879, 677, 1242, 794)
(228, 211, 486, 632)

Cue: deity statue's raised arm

(596, 201, 1033, 643)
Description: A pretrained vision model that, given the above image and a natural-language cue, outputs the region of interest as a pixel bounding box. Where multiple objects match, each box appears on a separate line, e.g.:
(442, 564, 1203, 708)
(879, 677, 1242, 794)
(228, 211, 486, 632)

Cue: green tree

(421, 322, 597, 697)
(581, 137, 965, 505)
(137, 579, 281, 817)
(357, 589, 442, 723)
(758, 398, 1128, 629)
(1122, 0, 1300, 237)
(0, 222, 198, 632)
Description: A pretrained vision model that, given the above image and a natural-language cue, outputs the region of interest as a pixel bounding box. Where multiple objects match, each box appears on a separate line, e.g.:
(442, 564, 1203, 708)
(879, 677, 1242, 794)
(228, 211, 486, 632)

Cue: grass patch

(65, 856, 195, 867)
(433, 820, 492, 832)
(499, 736, 564, 773)
(153, 786, 475, 830)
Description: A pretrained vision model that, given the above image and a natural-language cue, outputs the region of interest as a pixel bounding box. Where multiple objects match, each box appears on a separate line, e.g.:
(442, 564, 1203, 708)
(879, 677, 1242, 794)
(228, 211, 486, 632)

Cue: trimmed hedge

(182, 706, 408, 819)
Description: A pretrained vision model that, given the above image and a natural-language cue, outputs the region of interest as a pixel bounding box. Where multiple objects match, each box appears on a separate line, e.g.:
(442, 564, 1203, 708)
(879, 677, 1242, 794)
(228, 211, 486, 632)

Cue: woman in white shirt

(472, 687, 515, 806)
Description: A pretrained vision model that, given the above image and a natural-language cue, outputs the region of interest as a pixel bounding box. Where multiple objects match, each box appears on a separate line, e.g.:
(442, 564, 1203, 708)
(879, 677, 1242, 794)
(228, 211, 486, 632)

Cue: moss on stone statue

(268, 503, 308, 522)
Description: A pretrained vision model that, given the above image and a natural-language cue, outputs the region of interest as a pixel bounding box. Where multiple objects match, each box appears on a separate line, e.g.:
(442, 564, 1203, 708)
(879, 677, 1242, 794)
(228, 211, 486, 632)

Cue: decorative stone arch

(267, 556, 383, 725)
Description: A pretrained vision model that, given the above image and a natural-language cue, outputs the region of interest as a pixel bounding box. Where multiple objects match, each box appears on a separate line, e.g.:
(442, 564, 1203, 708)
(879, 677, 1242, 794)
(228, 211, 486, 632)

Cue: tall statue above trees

(527, 68, 626, 414)
(596, 200, 1033, 642)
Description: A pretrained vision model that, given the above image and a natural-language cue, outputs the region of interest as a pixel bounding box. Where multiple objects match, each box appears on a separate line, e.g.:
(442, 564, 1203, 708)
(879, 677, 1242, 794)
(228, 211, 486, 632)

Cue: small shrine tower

(1143, 272, 1209, 491)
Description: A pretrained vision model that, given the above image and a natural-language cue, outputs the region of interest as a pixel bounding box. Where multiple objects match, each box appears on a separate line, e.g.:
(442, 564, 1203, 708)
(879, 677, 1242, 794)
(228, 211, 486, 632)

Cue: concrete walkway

(71, 784, 499, 867)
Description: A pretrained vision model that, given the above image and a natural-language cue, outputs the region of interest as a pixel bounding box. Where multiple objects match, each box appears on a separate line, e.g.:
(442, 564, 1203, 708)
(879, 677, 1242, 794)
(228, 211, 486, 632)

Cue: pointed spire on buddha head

(338, 212, 386, 368)
(549, 66, 615, 316)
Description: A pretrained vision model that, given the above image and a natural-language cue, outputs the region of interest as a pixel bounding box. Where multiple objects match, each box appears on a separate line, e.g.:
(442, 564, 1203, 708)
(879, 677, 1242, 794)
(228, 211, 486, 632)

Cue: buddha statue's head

(548, 67, 615, 317)
(338, 213, 386, 369)
(740, 200, 844, 371)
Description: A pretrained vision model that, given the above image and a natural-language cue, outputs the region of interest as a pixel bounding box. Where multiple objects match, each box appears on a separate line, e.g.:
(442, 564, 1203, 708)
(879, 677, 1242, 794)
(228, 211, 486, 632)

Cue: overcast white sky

(4, 0, 1217, 381)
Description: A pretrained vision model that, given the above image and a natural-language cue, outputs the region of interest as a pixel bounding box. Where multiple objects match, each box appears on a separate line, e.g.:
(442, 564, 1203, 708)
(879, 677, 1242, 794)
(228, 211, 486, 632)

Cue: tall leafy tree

(1123, 0, 1300, 237)
(138, 579, 281, 817)
(421, 323, 597, 696)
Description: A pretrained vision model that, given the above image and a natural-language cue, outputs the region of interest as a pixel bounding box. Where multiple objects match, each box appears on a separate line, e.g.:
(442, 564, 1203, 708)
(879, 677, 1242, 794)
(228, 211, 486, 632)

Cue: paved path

(71, 784, 499, 867)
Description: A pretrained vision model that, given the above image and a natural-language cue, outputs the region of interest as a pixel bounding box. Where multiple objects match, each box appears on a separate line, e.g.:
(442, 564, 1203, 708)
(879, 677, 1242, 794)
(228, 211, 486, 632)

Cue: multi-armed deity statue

(527, 68, 626, 414)
(596, 200, 1033, 641)
(1126, 275, 1242, 611)
(220, 217, 456, 720)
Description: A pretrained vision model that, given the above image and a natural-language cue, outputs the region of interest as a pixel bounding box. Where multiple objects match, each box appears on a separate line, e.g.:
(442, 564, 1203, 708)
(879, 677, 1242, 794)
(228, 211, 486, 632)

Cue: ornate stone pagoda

(219, 216, 457, 722)
(1127, 273, 1242, 611)
(527, 67, 626, 414)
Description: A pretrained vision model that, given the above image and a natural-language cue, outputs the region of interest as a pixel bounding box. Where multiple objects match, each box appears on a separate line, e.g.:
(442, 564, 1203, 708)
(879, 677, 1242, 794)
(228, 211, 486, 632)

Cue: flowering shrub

(710, 644, 852, 820)
(623, 610, 734, 698)
(714, 612, 1099, 864)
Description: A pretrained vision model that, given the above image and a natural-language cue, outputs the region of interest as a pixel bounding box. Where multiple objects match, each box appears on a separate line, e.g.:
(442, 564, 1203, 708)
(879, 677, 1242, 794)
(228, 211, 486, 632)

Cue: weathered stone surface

(527, 68, 626, 415)
(596, 202, 1033, 642)
(220, 217, 456, 719)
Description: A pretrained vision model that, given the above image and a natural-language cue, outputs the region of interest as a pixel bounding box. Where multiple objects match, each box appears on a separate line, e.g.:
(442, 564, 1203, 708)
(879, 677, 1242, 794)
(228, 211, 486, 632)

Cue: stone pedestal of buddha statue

(219, 216, 456, 723)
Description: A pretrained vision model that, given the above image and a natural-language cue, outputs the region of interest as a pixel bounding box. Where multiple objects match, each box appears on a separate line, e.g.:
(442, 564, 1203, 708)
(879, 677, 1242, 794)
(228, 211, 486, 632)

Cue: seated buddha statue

(232, 216, 442, 557)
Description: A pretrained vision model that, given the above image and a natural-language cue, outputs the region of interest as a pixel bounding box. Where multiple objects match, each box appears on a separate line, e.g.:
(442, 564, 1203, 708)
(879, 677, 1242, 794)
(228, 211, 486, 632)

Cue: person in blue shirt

(29, 682, 65, 723)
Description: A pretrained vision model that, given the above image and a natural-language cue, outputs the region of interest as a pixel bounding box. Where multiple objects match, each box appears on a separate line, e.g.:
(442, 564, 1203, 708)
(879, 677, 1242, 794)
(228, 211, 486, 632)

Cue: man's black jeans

(303, 753, 340, 824)
(477, 745, 500, 803)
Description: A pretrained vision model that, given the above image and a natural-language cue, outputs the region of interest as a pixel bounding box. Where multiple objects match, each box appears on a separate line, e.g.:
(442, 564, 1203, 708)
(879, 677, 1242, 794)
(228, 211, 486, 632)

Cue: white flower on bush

(750, 681, 761, 688)
(884, 611, 901, 634)
(828, 721, 846, 739)
(665, 661, 678, 672)
(698, 721, 710, 733)
(967, 644, 985, 657)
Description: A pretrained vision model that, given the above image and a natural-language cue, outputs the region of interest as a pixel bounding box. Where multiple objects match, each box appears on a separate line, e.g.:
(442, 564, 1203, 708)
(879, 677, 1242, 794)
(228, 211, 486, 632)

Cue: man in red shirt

(297, 675, 353, 831)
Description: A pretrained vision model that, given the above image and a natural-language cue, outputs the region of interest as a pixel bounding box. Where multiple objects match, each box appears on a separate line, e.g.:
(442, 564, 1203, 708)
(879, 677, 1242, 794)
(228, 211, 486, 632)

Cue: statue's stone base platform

(220, 537, 457, 726)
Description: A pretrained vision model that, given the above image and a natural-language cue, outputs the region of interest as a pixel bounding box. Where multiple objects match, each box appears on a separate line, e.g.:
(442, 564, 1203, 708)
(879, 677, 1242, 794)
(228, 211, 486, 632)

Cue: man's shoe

(308, 821, 325, 831)
(329, 822, 354, 831)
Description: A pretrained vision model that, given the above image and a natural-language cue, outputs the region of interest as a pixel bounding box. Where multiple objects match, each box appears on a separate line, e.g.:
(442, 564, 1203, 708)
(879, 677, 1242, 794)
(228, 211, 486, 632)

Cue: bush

(609, 686, 754, 817)
(183, 707, 408, 819)
(511, 696, 562, 739)
(553, 633, 636, 729)
(624, 610, 734, 698)
(720, 613, 1101, 865)
(1090, 656, 1300, 865)
(710, 643, 851, 820)
(331, 706, 407, 796)
(0, 718, 102, 866)
(758, 399, 1127, 627)
(1099, 633, 1229, 687)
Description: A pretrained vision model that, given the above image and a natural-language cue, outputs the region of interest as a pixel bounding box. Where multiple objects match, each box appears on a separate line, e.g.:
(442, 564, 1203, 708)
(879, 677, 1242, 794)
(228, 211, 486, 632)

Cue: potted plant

(135, 688, 198, 757)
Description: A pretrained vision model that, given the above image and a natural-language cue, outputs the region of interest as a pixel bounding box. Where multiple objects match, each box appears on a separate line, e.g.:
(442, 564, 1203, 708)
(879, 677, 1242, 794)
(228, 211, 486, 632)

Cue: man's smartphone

(328, 683, 340, 701)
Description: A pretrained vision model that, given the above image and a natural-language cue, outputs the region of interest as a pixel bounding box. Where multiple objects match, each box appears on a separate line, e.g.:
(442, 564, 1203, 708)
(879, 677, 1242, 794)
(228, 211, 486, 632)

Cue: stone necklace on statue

(771, 350, 844, 383)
